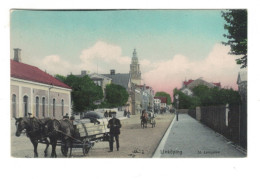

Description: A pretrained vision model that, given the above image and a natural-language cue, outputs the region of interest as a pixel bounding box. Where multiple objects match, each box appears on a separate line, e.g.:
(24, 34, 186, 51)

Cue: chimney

(110, 69, 115, 75)
(13, 48, 22, 62)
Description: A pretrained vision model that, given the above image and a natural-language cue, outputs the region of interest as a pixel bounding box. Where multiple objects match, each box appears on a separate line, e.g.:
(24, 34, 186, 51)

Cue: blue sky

(10, 9, 241, 94)
(11, 10, 225, 60)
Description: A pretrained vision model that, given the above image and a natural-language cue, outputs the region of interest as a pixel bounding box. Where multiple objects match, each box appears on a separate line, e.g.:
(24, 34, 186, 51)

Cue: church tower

(130, 49, 141, 85)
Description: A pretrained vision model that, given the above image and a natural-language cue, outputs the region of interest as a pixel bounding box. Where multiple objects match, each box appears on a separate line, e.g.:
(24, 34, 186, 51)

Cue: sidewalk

(153, 114, 246, 158)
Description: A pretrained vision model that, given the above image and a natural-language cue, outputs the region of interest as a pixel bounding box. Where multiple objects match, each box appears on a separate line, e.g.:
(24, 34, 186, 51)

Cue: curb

(152, 115, 176, 158)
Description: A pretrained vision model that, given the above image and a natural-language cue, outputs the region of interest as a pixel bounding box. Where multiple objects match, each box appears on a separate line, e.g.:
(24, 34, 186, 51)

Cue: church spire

(132, 49, 138, 64)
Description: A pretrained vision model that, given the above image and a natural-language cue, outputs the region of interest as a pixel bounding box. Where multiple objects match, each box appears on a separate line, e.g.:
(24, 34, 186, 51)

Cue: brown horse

(15, 117, 51, 157)
(45, 119, 75, 157)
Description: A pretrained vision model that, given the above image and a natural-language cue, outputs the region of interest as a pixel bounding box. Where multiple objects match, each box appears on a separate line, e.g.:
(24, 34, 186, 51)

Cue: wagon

(141, 111, 156, 128)
(54, 119, 110, 156)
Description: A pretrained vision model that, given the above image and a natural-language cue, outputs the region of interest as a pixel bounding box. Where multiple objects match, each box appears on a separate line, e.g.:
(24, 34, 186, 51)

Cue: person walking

(107, 113, 122, 152)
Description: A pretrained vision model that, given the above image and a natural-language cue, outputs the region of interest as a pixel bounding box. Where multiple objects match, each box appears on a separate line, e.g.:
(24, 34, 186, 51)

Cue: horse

(15, 117, 51, 158)
(141, 116, 148, 128)
(45, 119, 75, 158)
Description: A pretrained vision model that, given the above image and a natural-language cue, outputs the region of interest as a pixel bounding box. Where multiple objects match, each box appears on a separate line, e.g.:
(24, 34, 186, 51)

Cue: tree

(222, 10, 247, 68)
(155, 91, 172, 105)
(172, 85, 241, 109)
(55, 74, 103, 112)
(104, 84, 129, 108)
(173, 88, 200, 109)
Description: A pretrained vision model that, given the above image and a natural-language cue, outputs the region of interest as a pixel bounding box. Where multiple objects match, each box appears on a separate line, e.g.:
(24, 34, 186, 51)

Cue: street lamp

(175, 94, 179, 121)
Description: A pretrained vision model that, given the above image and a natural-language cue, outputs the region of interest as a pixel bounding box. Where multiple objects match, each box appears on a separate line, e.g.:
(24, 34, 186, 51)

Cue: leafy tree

(222, 10, 247, 68)
(155, 91, 172, 105)
(173, 88, 199, 109)
(173, 85, 241, 109)
(105, 84, 129, 108)
(55, 74, 67, 83)
(192, 85, 241, 106)
(55, 74, 103, 112)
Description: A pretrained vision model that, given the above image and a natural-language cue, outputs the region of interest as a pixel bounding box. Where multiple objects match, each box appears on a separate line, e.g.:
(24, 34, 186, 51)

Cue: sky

(10, 9, 244, 96)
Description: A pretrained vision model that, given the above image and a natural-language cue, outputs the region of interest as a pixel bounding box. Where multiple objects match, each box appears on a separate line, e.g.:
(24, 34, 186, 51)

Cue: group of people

(104, 110, 113, 118)
(124, 109, 131, 118)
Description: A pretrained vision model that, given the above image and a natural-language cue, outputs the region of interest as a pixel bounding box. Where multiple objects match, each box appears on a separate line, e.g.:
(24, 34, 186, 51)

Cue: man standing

(107, 113, 121, 152)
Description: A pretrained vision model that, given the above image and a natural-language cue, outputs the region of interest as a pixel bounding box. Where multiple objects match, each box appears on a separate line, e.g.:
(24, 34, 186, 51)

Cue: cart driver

(107, 112, 121, 152)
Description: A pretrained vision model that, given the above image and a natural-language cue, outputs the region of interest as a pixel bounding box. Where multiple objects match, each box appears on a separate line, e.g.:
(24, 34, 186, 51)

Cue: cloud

(80, 41, 131, 67)
(29, 42, 241, 96)
(35, 41, 132, 75)
(143, 43, 241, 95)
(36, 55, 81, 75)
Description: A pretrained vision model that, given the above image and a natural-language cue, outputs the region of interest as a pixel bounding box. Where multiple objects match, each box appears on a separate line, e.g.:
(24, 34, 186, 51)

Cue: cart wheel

(82, 140, 91, 156)
(61, 144, 68, 157)
(83, 145, 90, 156)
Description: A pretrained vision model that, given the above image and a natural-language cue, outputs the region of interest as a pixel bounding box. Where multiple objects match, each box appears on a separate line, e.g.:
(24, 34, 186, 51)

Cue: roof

(11, 60, 71, 89)
(183, 78, 221, 89)
(154, 96, 167, 103)
(88, 73, 112, 80)
(213, 82, 221, 87)
(135, 85, 152, 89)
(102, 73, 130, 89)
(183, 79, 194, 86)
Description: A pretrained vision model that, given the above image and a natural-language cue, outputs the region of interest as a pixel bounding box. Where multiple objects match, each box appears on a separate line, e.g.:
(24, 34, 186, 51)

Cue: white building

(11, 49, 72, 119)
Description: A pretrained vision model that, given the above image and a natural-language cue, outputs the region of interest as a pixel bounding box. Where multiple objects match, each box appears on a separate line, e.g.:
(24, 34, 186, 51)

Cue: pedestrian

(127, 110, 130, 118)
(104, 110, 108, 118)
(108, 110, 112, 118)
(107, 113, 121, 152)
(124, 109, 127, 117)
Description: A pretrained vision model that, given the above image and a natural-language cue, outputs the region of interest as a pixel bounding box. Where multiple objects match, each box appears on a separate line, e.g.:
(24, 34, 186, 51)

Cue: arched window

(12, 94, 16, 118)
(23, 96, 28, 117)
(53, 98, 55, 117)
(42, 97, 45, 117)
(61, 99, 64, 117)
(36, 96, 39, 118)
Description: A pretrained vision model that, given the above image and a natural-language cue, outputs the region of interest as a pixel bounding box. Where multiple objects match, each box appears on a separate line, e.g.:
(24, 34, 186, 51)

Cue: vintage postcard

(10, 9, 247, 161)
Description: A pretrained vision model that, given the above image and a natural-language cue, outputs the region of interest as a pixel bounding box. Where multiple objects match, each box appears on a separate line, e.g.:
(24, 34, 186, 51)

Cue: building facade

(11, 49, 72, 119)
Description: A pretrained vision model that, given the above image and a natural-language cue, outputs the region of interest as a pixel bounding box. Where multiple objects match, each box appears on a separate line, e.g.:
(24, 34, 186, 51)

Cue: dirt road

(11, 113, 174, 158)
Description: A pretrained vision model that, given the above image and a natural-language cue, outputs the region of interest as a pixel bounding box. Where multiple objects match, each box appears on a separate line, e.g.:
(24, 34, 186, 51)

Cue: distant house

(102, 70, 131, 91)
(154, 98, 161, 109)
(154, 96, 167, 108)
(180, 78, 221, 96)
(11, 49, 72, 119)
(135, 84, 155, 111)
(88, 72, 112, 94)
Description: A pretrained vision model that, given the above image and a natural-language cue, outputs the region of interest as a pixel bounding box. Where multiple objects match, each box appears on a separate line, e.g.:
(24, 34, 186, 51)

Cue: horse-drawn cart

(57, 119, 110, 157)
(141, 111, 156, 128)
(15, 114, 110, 157)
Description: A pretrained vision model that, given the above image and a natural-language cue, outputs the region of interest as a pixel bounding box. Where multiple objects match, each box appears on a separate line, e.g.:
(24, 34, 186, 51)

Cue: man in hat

(107, 113, 121, 152)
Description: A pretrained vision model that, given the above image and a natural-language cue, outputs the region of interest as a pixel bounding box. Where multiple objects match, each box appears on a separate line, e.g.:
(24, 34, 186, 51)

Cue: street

(11, 113, 174, 158)
(153, 114, 246, 158)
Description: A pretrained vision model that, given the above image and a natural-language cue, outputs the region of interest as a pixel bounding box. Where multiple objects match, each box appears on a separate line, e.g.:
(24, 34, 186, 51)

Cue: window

(42, 97, 45, 117)
(36, 96, 39, 118)
(53, 98, 55, 117)
(23, 96, 28, 117)
(61, 99, 64, 117)
(12, 94, 16, 118)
